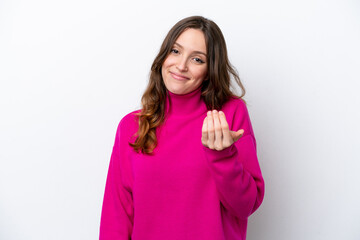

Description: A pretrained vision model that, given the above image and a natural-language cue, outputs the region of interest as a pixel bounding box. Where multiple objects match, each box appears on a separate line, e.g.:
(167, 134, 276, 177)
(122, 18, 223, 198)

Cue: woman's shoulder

(120, 110, 141, 125)
(116, 110, 141, 136)
(221, 96, 254, 135)
(222, 96, 248, 116)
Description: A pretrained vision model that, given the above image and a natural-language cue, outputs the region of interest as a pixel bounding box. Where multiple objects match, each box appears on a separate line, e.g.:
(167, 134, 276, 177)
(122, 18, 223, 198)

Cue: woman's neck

(165, 86, 206, 117)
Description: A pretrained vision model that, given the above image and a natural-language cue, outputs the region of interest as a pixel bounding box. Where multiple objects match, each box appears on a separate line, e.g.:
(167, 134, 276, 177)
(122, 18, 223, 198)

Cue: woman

(100, 16, 265, 240)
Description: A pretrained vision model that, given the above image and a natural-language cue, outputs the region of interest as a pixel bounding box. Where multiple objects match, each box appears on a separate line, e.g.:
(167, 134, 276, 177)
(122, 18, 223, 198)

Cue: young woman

(100, 16, 265, 240)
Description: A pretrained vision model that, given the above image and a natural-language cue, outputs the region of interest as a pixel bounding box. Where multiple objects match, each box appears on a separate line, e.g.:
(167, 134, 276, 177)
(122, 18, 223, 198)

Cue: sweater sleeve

(99, 116, 135, 240)
(203, 100, 265, 220)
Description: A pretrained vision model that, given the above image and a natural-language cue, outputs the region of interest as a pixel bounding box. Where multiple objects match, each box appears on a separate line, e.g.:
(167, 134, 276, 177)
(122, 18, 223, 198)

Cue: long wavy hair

(130, 16, 246, 154)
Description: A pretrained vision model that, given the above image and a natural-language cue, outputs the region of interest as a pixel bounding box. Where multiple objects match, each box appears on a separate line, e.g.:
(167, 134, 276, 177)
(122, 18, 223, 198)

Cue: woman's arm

(100, 117, 135, 240)
(202, 101, 265, 220)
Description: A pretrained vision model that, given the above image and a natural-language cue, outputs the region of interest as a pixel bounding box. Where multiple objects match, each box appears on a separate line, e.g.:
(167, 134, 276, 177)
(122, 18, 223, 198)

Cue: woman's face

(161, 28, 208, 95)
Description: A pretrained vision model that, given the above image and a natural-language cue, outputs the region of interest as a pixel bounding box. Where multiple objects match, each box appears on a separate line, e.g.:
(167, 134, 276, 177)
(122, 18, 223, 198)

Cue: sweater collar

(165, 86, 206, 117)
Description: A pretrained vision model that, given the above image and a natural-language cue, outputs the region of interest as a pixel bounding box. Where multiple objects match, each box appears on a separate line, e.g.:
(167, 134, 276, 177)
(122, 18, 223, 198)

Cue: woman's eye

(171, 49, 179, 54)
(193, 57, 205, 64)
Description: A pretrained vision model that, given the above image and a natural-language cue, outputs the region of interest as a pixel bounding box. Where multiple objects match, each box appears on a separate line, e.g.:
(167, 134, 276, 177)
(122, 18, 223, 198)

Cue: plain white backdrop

(1, 0, 359, 239)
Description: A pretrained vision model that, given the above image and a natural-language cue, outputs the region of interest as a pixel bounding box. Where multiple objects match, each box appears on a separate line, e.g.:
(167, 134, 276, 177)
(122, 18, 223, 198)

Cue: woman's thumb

(230, 129, 244, 142)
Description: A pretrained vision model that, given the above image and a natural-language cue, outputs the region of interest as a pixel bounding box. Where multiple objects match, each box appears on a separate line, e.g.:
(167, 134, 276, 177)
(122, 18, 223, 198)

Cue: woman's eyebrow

(174, 42, 207, 57)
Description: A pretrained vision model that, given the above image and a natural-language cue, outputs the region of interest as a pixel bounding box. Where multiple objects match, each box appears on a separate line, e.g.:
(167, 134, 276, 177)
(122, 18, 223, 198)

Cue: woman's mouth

(170, 72, 190, 81)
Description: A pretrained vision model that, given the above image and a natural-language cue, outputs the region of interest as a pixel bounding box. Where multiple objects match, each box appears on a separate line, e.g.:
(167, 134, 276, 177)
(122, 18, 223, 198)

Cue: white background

(1, 0, 359, 239)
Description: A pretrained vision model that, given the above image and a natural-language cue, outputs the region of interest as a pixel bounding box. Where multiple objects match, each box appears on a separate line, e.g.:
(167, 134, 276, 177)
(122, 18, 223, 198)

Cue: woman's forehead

(175, 28, 207, 54)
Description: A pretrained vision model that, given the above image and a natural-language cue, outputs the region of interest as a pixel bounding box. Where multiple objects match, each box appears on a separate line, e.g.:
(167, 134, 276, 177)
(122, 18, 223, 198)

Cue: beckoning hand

(201, 110, 244, 151)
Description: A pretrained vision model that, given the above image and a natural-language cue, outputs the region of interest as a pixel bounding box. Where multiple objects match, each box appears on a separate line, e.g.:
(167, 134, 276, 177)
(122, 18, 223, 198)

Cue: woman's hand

(201, 110, 244, 151)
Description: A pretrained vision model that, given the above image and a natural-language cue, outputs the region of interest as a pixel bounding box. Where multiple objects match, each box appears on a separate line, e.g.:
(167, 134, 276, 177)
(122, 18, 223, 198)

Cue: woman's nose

(176, 57, 188, 72)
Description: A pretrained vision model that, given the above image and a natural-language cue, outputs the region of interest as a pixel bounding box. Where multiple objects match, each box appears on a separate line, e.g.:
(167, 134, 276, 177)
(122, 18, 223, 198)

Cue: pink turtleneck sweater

(99, 87, 265, 240)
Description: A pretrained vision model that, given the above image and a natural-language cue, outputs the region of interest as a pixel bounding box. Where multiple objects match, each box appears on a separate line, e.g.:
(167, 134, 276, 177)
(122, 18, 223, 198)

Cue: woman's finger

(218, 111, 232, 147)
(201, 116, 208, 146)
(230, 129, 244, 142)
(207, 111, 215, 149)
(212, 110, 223, 150)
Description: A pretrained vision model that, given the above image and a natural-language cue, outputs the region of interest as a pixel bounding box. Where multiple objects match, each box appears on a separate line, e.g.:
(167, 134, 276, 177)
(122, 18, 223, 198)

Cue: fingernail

(213, 110, 217, 114)
(219, 111, 224, 115)
(207, 111, 212, 116)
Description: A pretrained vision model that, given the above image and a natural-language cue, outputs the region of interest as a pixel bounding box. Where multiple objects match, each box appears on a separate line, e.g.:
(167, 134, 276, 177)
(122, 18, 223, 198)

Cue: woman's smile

(170, 71, 190, 81)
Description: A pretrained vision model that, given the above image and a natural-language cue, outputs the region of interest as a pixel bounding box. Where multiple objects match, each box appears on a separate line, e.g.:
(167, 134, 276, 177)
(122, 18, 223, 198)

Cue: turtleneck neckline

(165, 86, 206, 117)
